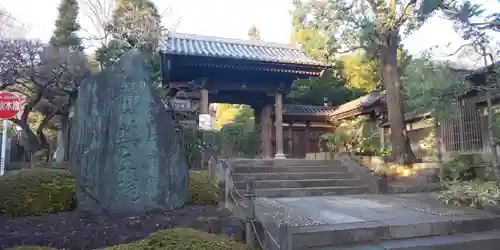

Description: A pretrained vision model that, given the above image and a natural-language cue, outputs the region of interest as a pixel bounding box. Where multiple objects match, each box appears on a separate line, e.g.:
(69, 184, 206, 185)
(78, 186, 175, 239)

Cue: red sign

(0, 92, 23, 119)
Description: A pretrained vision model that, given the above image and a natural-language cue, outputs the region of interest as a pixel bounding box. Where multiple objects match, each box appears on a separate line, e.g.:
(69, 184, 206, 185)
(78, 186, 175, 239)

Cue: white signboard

(198, 114, 212, 131)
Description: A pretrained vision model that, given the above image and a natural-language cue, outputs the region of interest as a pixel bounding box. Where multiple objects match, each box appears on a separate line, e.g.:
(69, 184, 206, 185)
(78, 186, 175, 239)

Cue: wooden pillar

(199, 80, 209, 169)
(379, 126, 385, 149)
(260, 105, 272, 159)
(305, 122, 310, 154)
(274, 91, 285, 159)
(200, 88, 209, 114)
(253, 106, 263, 158)
(288, 123, 293, 158)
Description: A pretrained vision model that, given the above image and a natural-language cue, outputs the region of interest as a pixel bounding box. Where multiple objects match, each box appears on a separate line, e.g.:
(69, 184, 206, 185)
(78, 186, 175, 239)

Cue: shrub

(107, 228, 250, 250)
(0, 169, 219, 217)
(182, 128, 201, 169)
(374, 169, 399, 178)
(439, 181, 500, 208)
(0, 168, 76, 217)
(189, 171, 219, 205)
(442, 153, 485, 181)
(6, 247, 58, 250)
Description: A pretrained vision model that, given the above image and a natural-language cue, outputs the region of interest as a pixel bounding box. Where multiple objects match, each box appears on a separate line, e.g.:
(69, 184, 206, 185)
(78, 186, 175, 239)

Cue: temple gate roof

(164, 32, 326, 66)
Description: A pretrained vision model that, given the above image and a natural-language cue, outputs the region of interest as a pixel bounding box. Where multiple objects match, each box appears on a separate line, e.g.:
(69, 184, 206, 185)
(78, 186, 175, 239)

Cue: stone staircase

(254, 193, 500, 250)
(296, 215, 500, 250)
(226, 159, 500, 250)
(230, 159, 371, 198)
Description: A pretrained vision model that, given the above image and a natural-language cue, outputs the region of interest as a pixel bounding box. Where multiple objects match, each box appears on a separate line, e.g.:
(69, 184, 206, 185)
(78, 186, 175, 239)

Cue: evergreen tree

(96, 0, 161, 68)
(291, 0, 458, 163)
(49, 0, 82, 50)
(290, 1, 331, 63)
(248, 25, 262, 41)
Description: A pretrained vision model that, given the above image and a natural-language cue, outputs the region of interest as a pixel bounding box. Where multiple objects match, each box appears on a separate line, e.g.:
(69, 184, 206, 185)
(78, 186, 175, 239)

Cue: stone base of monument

(70, 50, 189, 214)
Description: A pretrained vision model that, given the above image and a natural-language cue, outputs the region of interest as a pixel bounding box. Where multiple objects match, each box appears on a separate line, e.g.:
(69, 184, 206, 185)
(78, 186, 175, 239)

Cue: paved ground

(252, 193, 500, 249)
(254, 193, 499, 228)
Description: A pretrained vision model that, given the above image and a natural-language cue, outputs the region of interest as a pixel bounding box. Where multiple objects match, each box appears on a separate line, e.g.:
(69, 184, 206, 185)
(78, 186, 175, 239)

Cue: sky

(2, 0, 500, 66)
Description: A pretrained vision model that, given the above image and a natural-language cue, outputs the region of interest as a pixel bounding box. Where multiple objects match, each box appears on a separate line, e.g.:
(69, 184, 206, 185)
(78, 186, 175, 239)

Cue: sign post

(198, 114, 213, 170)
(0, 92, 23, 176)
(198, 114, 213, 131)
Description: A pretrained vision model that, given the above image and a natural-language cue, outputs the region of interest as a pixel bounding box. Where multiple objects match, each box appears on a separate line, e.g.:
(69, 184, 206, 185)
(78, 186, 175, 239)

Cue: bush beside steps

(0, 168, 219, 217)
(106, 228, 250, 250)
(8, 228, 250, 250)
(1, 169, 246, 249)
(439, 180, 500, 208)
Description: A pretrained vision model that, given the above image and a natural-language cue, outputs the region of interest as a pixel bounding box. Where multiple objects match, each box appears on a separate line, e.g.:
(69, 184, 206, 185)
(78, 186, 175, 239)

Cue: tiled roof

(379, 112, 431, 127)
(331, 91, 383, 117)
(163, 32, 327, 66)
(282, 104, 336, 117)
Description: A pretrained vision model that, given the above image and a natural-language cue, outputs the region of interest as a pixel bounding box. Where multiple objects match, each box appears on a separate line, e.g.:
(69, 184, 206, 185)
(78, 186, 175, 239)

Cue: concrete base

(274, 153, 286, 159)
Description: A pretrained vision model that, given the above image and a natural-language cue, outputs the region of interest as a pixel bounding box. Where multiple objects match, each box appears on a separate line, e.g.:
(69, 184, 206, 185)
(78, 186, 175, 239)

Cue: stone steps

(308, 230, 500, 250)
(234, 179, 365, 189)
(291, 216, 500, 249)
(231, 172, 356, 181)
(252, 186, 370, 197)
(229, 159, 370, 198)
(231, 159, 342, 167)
(232, 165, 349, 174)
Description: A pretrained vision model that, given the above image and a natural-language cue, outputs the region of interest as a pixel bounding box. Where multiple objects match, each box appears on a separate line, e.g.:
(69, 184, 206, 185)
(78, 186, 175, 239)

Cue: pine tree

(248, 25, 262, 41)
(96, 0, 161, 68)
(49, 0, 82, 50)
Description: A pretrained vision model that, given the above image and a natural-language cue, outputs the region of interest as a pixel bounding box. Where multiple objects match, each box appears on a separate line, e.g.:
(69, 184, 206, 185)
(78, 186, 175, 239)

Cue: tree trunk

(378, 31, 417, 164)
(478, 47, 500, 184)
(10, 113, 54, 161)
(56, 116, 69, 163)
(435, 122, 444, 181)
(486, 90, 500, 184)
(16, 122, 43, 154)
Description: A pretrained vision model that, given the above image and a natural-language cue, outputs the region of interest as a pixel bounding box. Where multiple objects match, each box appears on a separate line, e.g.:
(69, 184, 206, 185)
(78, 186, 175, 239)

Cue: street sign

(198, 114, 212, 131)
(0, 91, 23, 119)
(0, 91, 23, 176)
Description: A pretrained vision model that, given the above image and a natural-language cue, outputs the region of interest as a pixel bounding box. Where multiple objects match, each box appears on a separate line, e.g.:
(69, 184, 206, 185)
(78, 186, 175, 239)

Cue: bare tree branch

(79, 0, 115, 48)
(0, 39, 90, 154)
(395, 0, 416, 28)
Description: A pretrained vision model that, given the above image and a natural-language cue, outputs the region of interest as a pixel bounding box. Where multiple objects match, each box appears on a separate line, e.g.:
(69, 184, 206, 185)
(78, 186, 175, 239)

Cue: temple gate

(160, 33, 328, 159)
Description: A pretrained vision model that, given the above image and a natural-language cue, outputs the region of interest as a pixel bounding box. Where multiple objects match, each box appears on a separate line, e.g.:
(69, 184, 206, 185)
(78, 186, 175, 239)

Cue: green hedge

(7, 247, 58, 250)
(0, 169, 219, 217)
(188, 171, 219, 205)
(10, 228, 249, 250)
(106, 228, 249, 250)
(0, 168, 76, 217)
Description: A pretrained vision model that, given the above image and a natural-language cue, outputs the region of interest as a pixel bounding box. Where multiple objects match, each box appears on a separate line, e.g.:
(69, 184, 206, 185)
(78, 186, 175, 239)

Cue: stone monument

(70, 50, 189, 214)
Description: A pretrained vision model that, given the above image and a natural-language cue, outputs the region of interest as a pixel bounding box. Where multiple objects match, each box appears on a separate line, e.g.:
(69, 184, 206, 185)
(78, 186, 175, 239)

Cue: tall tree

(441, 2, 500, 182)
(290, 2, 366, 106)
(248, 25, 262, 41)
(95, 0, 162, 68)
(291, 1, 332, 63)
(214, 104, 244, 130)
(292, 0, 454, 163)
(50, 0, 82, 50)
(287, 69, 363, 106)
(338, 53, 379, 93)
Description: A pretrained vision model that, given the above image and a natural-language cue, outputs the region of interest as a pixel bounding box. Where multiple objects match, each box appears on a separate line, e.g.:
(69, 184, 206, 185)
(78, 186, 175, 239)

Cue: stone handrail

(336, 154, 386, 194)
(207, 156, 286, 249)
